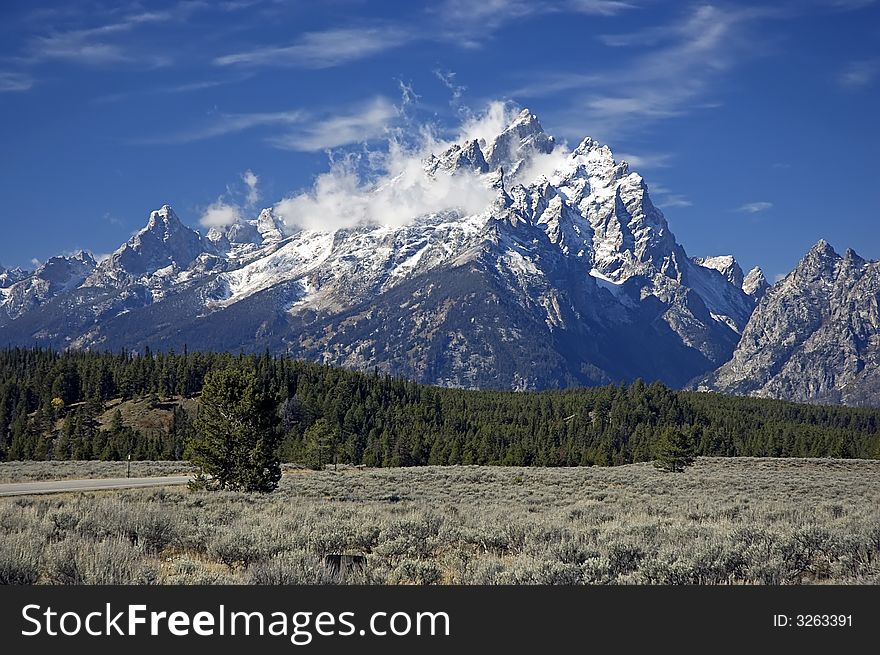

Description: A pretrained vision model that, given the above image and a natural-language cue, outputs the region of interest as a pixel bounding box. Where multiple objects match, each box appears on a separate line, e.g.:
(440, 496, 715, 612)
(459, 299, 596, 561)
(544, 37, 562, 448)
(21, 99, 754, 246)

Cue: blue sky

(0, 0, 878, 281)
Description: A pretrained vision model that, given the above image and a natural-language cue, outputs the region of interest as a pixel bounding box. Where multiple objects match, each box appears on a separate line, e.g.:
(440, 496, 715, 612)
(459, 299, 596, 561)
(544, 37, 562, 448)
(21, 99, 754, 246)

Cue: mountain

(742, 266, 769, 300)
(0, 251, 96, 324)
(0, 264, 28, 289)
(86, 205, 212, 288)
(693, 240, 880, 405)
(0, 109, 763, 389)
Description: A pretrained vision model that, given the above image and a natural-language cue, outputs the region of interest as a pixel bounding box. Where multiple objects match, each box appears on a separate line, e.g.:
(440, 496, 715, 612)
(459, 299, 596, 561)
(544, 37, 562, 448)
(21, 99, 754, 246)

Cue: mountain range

(2, 109, 878, 405)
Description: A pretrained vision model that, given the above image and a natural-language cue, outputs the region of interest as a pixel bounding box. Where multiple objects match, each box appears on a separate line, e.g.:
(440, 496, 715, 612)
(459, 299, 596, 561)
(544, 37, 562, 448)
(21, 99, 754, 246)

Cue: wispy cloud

(133, 110, 306, 145)
(656, 195, 693, 209)
(434, 69, 467, 107)
(0, 72, 33, 92)
(736, 201, 773, 214)
(23, 8, 190, 67)
(616, 152, 673, 169)
(434, 0, 538, 40)
(271, 97, 398, 151)
(515, 5, 774, 141)
(565, 0, 636, 15)
(93, 76, 250, 104)
(433, 0, 633, 45)
(139, 97, 399, 151)
(214, 26, 413, 69)
(838, 58, 880, 89)
(242, 169, 260, 206)
(506, 72, 600, 99)
(814, 0, 876, 10)
(647, 182, 692, 209)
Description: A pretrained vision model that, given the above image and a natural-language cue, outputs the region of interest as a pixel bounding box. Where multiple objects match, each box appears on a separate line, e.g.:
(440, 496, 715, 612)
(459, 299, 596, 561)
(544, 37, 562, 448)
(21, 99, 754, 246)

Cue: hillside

(1, 348, 878, 465)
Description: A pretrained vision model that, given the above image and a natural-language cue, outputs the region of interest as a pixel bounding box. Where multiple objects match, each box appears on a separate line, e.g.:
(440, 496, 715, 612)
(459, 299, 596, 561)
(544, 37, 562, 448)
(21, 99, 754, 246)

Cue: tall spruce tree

(186, 367, 281, 492)
(653, 426, 696, 472)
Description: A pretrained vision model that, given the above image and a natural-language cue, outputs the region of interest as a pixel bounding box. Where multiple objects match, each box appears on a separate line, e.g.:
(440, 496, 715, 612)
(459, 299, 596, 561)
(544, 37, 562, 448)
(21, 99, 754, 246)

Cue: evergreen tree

(302, 418, 336, 470)
(186, 367, 281, 492)
(653, 426, 696, 472)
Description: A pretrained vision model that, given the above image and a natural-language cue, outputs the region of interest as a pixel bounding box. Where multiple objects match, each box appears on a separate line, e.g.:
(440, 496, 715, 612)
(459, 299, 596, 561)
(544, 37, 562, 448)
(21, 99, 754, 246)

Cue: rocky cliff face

(0, 109, 769, 390)
(693, 240, 880, 405)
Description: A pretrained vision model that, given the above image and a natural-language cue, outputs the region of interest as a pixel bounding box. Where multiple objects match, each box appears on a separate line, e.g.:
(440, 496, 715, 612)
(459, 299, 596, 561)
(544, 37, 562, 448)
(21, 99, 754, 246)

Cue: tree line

(0, 347, 878, 467)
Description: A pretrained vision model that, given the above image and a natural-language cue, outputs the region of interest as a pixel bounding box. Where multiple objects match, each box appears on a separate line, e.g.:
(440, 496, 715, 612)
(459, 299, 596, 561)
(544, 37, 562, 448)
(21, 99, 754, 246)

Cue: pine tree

(653, 426, 696, 472)
(186, 368, 281, 492)
(302, 418, 336, 470)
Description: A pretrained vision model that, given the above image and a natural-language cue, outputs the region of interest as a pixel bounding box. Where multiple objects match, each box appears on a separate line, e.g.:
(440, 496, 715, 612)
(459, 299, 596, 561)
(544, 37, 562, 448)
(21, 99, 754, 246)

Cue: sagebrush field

(1, 458, 878, 585)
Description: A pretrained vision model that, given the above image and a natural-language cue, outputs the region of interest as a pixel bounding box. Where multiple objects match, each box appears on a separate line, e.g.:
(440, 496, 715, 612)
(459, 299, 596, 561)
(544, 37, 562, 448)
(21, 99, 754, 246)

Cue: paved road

(0, 475, 192, 497)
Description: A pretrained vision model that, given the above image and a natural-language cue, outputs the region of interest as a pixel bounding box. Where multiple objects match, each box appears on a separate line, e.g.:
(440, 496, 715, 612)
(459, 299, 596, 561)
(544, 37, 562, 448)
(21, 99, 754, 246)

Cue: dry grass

(0, 461, 197, 484)
(1, 458, 878, 585)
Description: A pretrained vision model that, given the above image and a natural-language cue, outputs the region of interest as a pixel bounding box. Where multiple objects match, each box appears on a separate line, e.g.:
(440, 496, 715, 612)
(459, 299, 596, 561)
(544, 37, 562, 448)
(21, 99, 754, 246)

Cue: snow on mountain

(742, 266, 769, 299)
(693, 255, 744, 288)
(0, 251, 96, 322)
(0, 108, 773, 389)
(694, 241, 880, 405)
(0, 264, 28, 289)
(87, 205, 210, 288)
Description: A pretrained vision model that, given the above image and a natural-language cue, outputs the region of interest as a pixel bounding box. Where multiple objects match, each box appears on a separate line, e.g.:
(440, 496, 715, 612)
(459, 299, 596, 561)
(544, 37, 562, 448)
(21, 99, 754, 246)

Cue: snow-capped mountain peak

(256, 208, 285, 244)
(87, 204, 208, 286)
(742, 266, 768, 298)
(693, 255, 745, 288)
(482, 108, 556, 172)
(1, 108, 773, 392)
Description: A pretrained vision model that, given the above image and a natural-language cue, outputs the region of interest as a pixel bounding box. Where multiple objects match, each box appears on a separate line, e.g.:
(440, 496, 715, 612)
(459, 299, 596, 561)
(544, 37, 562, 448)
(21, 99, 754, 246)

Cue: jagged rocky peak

(693, 255, 745, 288)
(483, 108, 556, 170)
(428, 108, 557, 178)
(142, 204, 191, 241)
(90, 204, 208, 284)
(0, 263, 28, 288)
(428, 139, 490, 175)
(208, 207, 286, 247)
(742, 266, 769, 298)
(29, 251, 96, 291)
(694, 240, 880, 405)
(256, 207, 285, 243)
(780, 239, 849, 286)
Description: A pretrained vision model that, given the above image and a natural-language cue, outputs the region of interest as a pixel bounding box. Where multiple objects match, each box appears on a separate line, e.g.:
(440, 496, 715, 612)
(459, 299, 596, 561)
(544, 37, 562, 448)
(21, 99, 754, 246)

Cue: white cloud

(656, 195, 693, 209)
(275, 148, 495, 232)
(200, 200, 241, 228)
(565, 0, 635, 15)
(736, 201, 773, 214)
(523, 5, 775, 141)
(200, 168, 264, 227)
(506, 72, 600, 99)
(839, 59, 880, 89)
(433, 0, 633, 44)
(24, 8, 188, 68)
(0, 72, 33, 92)
(434, 0, 537, 38)
(271, 97, 398, 151)
(457, 100, 519, 144)
(273, 102, 535, 232)
(242, 169, 259, 206)
(137, 98, 397, 151)
(397, 80, 420, 108)
(134, 110, 306, 144)
(214, 26, 413, 69)
(616, 152, 673, 169)
(434, 69, 466, 106)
